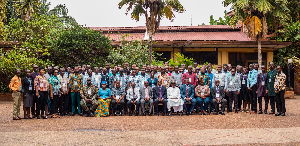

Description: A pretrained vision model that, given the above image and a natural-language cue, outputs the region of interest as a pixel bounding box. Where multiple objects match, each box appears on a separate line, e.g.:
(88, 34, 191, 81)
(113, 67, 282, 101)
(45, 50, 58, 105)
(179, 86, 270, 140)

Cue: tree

(107, 34, 162, 68)
(223, 0, 290, 69)
(118, 0, 185, 65)
(14, 0, 41, 21)
(48, 23, 112, 68)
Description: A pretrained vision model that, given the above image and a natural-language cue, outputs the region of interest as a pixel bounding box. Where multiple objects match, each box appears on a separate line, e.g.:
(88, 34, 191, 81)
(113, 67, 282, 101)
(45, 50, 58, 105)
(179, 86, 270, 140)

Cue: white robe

(167, 87, 184, 112)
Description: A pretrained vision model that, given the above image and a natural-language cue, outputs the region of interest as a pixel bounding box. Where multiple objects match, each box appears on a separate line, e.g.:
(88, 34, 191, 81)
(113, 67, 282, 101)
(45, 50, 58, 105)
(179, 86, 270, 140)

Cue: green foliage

(168, 53, 194, 69)
(201, 10, 231, 25)
(107, 34, 162, 68)
(48, 24, 112, 68)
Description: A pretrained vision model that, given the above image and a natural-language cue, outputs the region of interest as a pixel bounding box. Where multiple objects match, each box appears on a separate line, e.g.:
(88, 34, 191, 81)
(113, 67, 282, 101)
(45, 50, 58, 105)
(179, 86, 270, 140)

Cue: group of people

(9, 61, 287, 120)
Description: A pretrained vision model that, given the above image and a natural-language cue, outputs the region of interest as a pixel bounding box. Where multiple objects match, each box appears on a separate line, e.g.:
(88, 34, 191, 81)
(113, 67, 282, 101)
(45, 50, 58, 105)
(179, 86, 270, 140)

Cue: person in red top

(182, 66, 197, 87)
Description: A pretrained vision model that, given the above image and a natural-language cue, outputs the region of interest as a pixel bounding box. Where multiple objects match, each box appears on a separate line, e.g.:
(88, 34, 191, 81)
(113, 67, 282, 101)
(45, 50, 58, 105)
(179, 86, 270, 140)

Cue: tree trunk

(258, 34, 262, 70)
(149, 33, 153, 66)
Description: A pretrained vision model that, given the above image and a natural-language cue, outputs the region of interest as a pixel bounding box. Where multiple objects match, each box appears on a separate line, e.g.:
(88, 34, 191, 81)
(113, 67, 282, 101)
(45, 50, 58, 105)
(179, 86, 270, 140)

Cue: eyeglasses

(87, 80, 91, 81)
(54, 72, 58, 73)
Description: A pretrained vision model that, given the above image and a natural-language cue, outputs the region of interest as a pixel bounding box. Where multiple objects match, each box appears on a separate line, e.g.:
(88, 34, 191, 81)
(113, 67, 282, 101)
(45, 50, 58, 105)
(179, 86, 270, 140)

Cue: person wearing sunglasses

(49, 69, 61, 118)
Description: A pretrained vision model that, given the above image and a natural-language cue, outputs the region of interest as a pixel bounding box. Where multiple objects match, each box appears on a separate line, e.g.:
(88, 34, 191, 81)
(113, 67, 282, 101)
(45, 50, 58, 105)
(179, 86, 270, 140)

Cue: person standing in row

(30, 65, 39, 118)
(69, 67, 83, 116)
(225, 68, 241, 113)
(240, 67, 250, 112)
(274, 66, 286, 116)
(22, 70, 34, 119)
(248, 64, 258, 114)
(49, 69, 61, 118)
(9, 69, 22, 120)
(266, 62, 278, 114)
(182, 66, 197, 88)
(58, 68, 69, 116)
(257, 65, 268, 114)
(35, 67, 49, 119)
(170, 66, 182, 87)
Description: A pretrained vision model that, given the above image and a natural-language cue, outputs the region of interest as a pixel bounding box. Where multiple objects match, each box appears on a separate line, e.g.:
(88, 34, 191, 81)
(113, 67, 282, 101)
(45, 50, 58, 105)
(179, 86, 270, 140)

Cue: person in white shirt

(126, 82, 141, 116)
(212, 65, 226, 89)
(167, 79, 184, 116)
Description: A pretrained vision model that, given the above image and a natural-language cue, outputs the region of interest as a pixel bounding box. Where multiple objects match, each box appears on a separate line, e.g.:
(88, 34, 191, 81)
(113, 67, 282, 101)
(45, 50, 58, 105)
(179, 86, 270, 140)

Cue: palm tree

(223, 0, 290, 69)
(118, 0, 185, 65)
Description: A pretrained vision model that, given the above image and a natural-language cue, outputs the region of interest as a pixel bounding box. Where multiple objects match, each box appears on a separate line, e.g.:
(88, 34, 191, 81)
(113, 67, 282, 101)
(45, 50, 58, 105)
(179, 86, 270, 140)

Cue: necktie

(159, 87, 162, 99)
(145, 88, 149, 98)
(187, 86, 189, 98)
(133, 88, 135, 99)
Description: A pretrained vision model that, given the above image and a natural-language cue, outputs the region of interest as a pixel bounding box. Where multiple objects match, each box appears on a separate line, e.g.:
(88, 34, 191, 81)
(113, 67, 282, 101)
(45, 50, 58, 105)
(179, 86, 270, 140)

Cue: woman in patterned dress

(95, 81, 111, 117)
(195, 79, 211, 115)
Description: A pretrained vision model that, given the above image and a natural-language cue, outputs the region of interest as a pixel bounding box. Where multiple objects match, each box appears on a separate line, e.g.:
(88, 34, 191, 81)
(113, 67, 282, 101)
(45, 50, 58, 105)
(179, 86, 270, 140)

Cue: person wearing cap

(95, 81, 111, 117)
(80, 77, 99, 117)
(167, 79, 184, 116)
(9, 69, 22, 120)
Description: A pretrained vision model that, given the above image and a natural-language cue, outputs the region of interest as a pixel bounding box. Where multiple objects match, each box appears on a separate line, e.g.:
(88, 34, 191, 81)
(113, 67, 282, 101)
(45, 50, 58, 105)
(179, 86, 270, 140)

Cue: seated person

(80, 77, 99, 117)
(167, 79, 184, 116)
(180, 78, 196, 115)
(126, 82, 141, 116)
(195, 79, 210, 115)
(140, 81, 154, 116)
(153, 79, 168, 116)
(111, 81, 126, 116)
(211, 80, 226, 115)
(95, 81, 111, 117)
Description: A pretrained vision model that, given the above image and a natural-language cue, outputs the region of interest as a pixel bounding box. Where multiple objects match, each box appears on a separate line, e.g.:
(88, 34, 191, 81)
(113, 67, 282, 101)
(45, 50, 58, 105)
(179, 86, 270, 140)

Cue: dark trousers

(225, 92, 230, 111)
(183, 98, 197, 112)
(250, 85, 258, 112)
(31, 92, 37, 115)
(68, 90, 72, 113)
(269, 96, 278, 113)
(51, 95, 59, 114)
(212, 98, 227, 112)
(258, 96, 269, 112)
(37, 91, 48, 116)
(112, 99, 125, 112)
(154, 99, 168, 113)
(127, 100, 141, 113)
(59, 93, 69, 114)
(228, 91, 238, 111)
(276, 90, 286, 113)
(238, 93, 242, 109)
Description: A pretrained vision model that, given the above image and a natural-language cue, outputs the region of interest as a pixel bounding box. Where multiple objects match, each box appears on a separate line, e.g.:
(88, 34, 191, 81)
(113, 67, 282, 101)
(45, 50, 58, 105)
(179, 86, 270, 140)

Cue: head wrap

(101, 81, 107, 85)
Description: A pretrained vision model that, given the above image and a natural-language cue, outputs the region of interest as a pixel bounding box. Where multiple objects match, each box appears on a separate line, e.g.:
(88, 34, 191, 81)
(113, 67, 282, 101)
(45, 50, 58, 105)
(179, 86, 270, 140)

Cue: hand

(75, 89, 78, 93)
(131, 100, 134, 104)
(24, 94, 26, 98)
(134, 101, 137, 104)
(17, 89, 21, 92)
(59, 94, 61, 98)
(224, 89, 226, 92)
(217, 98, 221, 103)
(248, 87, 251, 91)
(36, 92, 39, 97)
(256, 91, 258, 94)
(266, 90, 268, 94)
(50, 94, 53, 99)
(237, 91, 240, 95)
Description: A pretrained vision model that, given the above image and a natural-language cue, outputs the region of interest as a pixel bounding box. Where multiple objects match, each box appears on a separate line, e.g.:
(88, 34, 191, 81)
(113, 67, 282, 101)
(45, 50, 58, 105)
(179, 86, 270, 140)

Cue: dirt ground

(1, 96, 300, 145)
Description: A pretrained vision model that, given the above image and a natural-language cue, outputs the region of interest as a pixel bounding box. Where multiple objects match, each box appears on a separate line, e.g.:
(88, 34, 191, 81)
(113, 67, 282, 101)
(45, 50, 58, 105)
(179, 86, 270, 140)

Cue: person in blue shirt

(147, 72, 158, 88)
(180, 78, 196, 115)
(247, 64, 258, 114)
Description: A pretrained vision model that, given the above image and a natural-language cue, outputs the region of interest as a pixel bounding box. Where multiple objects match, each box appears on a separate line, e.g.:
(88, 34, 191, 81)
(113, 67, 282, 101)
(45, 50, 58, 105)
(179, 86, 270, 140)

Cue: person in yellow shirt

(9, 69, 22, 120)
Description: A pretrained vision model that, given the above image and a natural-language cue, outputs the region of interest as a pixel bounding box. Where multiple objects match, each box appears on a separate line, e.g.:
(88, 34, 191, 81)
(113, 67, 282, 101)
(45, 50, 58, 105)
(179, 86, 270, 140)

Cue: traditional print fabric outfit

(197, 73, 210, 86)
(115, 74, 127, 89)
(212, 72, 226, 87)
(158, 73, 170, 88)
(58, 74, 69, 93)
(34, 75, 49, 91)
(69, 74, 83, 92)
(95, 88, 111, 117)
(49, 76, 61, 95)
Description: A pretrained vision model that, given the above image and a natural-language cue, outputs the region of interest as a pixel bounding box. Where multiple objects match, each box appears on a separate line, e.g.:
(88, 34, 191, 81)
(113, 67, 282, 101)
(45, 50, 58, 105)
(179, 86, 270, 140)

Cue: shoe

(162, 112, 165, 116)
(235, 110, 238, 113)
(129, 113, 132, 116)
(258, 111, 263, 114)
(279, 113, 285, 116)
(85, 113, 89, 117)
(13, 117, 20, 120)
(135, 112, 138, 116)
(180, 112, 183, 116)
(148, 113, 152, 116)
(113, 112, 117, 116)
(221, 112, 225, 115)
(186, 112, 189, 116)
(189, 112, 193, 115)
(37, 116, 42, 119)
(42, 115, 48, 119)
(119, 112, 123, 116)
(269, 112, 275, 114)
(70, 113, 75, 116)
(264, 111, 268, 114)
(143, 113, 146, 116)
(250, 111, 257, 114)
(275, 113, 281, 116)
(32, 115, 36, 119)
(214, 112, 218, 115)
(78, 113, 83, 116)
(156, 113, 159, 116)
(89, 112, 95, 117)
(168, 112, 171, 116)
(60, 113, 65, 116)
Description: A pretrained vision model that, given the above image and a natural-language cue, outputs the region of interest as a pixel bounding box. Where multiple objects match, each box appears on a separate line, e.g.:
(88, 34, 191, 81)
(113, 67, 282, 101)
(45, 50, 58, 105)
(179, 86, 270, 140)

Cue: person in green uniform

(80, 77, 99, 117)
(266, 62, 278, 114)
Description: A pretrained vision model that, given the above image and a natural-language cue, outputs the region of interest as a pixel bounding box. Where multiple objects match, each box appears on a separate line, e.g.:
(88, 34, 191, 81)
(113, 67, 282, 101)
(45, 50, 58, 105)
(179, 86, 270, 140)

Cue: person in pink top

(182, 66, 197, 87)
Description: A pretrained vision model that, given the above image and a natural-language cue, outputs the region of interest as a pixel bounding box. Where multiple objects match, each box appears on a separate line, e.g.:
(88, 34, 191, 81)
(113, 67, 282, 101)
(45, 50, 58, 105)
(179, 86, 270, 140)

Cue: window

(183, 52, 218, 65)
(229, 52, 267, 67)
(156, 51, 171, 62)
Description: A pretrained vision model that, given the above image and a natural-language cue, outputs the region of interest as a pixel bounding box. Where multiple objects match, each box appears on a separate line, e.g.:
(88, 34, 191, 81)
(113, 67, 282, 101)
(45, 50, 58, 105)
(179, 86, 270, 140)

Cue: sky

(48, 0, 232, 27)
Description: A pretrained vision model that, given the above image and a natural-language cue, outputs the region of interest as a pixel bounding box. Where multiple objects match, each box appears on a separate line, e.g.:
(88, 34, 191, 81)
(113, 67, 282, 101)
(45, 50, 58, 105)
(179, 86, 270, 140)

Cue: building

(90, 25, 291, 67)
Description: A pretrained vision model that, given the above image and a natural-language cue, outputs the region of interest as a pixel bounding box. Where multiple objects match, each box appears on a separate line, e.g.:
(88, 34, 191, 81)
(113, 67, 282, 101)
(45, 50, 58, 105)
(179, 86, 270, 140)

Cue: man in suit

(212, 80, 227, 115)
(140, 81, 154, 116)
(180, 78, 196, 115)
(126, 82, 141, 116)
(153, 79, 168, 116)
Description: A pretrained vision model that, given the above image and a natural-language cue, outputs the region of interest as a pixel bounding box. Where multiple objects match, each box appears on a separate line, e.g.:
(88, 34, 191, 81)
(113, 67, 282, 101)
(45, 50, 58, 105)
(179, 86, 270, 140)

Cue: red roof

(103, 31, 251, 41)
(90, 25, 250, 42)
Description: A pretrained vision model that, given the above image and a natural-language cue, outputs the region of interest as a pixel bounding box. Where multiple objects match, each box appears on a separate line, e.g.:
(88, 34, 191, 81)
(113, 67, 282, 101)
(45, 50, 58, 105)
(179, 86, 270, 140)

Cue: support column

(267, 51, 273, 65)
(221, 51, 228, 65)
